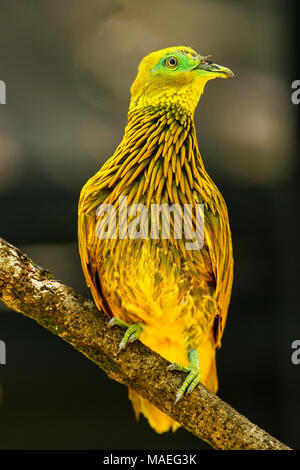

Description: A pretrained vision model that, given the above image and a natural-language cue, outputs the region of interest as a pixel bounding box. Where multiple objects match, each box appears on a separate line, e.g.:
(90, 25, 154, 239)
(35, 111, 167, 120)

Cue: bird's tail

(128, 349, 218, 434)
(128, 388, 180, 433)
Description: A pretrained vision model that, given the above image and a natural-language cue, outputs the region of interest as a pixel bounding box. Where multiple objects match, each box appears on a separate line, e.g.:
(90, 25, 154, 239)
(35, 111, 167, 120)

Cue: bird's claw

(108, 317, 128, 329)
(167, 349, 201, 404)
(108, 317, 143, 355)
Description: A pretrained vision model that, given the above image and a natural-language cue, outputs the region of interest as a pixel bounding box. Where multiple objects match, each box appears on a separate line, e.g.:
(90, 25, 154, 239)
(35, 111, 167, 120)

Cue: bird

(78, 46, 234, 433)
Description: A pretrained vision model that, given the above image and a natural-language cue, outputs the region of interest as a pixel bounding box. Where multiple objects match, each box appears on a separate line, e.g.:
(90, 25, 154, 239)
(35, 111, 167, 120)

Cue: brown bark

(0, 237, 291, 450)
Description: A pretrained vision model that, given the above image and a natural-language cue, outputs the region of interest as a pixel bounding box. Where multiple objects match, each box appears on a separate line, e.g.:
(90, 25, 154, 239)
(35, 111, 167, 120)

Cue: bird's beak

(194, 61, 234, 79)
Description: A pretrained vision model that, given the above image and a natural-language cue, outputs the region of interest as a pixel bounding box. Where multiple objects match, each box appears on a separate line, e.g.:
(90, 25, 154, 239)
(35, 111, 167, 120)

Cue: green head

(130, 46, 234, 114)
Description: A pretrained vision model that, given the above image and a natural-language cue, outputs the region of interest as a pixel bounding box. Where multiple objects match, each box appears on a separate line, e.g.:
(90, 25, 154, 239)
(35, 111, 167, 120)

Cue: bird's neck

(129, 77, 206, 116)
(103, 104, 208, 207)
(124, 104, 205, 172)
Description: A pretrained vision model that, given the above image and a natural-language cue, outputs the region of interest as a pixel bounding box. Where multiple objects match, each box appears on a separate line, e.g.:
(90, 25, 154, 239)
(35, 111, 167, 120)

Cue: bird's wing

(204, 193, 234, 347)
(78, 177, 112, 318)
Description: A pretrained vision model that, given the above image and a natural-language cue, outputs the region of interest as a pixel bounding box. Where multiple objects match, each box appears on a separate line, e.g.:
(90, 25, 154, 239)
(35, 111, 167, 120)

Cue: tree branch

(0, 237, 291, 450)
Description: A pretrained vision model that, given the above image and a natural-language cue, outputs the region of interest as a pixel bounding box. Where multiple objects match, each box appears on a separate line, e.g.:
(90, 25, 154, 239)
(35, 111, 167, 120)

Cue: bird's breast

(97, 238, 217, 363)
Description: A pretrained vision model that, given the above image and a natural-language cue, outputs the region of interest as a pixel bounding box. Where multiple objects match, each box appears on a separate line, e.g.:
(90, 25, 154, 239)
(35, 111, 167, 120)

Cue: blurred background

(0, 0, 299, 450)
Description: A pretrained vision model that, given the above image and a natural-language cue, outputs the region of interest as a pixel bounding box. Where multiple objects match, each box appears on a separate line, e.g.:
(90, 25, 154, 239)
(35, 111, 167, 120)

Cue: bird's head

(130, 46, 234, 115)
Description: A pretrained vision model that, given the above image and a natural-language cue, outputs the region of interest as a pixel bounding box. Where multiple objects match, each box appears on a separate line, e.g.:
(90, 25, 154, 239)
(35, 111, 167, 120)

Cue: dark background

(0, 0, 299, 450)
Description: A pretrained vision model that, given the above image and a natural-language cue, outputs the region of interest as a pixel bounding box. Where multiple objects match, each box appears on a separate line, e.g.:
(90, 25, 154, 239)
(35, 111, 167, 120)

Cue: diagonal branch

(0, 237, 291, 450)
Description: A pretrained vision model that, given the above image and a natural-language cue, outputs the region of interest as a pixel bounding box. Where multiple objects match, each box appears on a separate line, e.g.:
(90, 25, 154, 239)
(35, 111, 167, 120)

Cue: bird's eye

(165, 56, 178, 69)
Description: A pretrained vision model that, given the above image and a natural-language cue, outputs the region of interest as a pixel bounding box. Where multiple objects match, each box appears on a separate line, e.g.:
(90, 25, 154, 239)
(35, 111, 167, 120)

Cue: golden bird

(78, 46, 234, 433)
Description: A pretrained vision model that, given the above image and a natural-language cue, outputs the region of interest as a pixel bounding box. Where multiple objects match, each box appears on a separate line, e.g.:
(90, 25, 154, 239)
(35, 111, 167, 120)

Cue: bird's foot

(167, 349, 201, 405)
(108, 317, 143, 355)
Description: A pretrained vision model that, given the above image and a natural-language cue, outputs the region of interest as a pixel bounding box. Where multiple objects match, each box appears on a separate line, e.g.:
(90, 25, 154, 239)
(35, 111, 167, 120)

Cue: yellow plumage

(78, 46, 234, 433)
